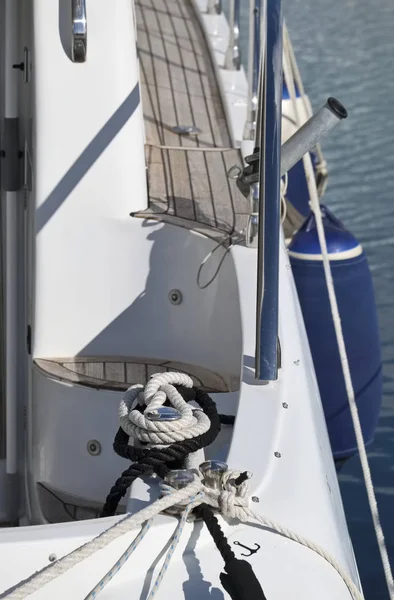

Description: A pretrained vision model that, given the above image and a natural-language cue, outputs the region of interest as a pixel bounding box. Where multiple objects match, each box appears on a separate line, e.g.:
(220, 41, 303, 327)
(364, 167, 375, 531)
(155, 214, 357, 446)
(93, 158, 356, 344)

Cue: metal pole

(207, 0, 222, 15)
(243, 0, 261, 141)
(4, 0, 20, 474)
(255, 0, 283, 381)
(224, 0, 241, 70)
(280, 98, 347, 176)
(255, 0, 266, 145)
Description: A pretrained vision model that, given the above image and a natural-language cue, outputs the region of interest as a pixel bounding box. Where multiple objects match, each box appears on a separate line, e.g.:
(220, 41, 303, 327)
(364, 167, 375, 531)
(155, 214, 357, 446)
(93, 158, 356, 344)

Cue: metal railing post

(243, 0, 261, 141)
(207, 0, 222, 15)
(255, 0, 283, 381)
(224, 0, 241, 70)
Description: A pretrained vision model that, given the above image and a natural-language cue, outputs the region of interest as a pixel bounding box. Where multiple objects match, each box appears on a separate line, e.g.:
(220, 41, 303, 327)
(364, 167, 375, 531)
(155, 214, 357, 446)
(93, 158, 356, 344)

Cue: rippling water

(234, 0, 394, 597)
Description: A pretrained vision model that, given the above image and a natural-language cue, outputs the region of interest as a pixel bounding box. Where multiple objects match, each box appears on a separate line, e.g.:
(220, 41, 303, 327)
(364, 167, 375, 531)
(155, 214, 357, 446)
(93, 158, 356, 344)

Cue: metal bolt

(274, 452, 281, 458)
(169, 289, 182, 305)
(294, 359, 300, 366)
(87, 440, 101, 456)
(146, 407, 181, 421)
(200, 460, 228, 490)
(48, 553, 57, 562)
(282, 402, 288, 409)
(251, 496, 259, 503)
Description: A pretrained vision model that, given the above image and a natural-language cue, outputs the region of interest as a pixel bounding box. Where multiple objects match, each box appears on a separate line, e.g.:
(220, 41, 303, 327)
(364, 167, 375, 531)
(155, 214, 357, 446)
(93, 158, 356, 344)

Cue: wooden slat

(126, 362, 148, 385)
(135, 0, 244, 237)
(188, 151, 217, 227)
(83, 362, 104, 379)
(136, 0, 303, 240)
(146, 365, 167, 379)
(104, 362, 126, 383)
(34, 357, 236, 393)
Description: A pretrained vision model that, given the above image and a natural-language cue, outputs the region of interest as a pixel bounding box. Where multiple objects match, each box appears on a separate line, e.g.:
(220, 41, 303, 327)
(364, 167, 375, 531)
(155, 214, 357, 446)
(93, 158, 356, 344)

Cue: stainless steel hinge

(26, 325, 32, 355)
(0, 118, 23, 192)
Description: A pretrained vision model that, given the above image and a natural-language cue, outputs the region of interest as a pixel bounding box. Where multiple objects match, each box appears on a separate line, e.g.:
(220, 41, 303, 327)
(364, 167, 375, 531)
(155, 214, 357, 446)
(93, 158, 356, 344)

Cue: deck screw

(274, 452, 281, 458)
(251, 496, 259, 503)
(48, 553, 57, 562)
(282, 402, 288, 409)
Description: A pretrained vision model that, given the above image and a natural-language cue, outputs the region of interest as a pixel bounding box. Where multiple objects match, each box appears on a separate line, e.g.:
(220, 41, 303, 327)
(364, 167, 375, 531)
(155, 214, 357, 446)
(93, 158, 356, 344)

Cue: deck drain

(169, 289, 183, 305)
(87, 440, 101, 456)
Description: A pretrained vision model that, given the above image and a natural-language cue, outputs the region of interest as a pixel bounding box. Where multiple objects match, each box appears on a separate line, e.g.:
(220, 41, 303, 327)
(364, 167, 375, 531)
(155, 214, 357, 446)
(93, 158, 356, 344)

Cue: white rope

(282, 33, 319, 213)
(280, 173, 288, 225)
(283, 24, 328, 199)
(196, 470, 363, 600)
(283, 28, 394, 597)
(283, 23, 326, 171)
(84, 492, 204, 600)
(2, 370, 382, 600)
(84, 519, 152, 600)
(146, 493, 204, 599)
(2, 478, 203, 600)
(119, 373, 210, 446)
(5, 469, 364, 600)
(305, 151, 394, 599)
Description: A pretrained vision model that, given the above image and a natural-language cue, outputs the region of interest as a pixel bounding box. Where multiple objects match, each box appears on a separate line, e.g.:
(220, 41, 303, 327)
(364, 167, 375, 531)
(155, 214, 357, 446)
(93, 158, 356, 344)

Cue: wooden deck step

(35, 356, 235, 393)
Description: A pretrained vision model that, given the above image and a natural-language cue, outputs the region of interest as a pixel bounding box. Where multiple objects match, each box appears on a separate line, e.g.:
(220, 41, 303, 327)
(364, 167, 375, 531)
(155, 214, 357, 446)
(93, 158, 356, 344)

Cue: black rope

(195, 504, 235, 564)
(101, 386, 221, 517)
(102, 383, 267, 599)
(220, 558, 268, 600)
(196, 504, 268, 600)
(219, 414, 235, 425)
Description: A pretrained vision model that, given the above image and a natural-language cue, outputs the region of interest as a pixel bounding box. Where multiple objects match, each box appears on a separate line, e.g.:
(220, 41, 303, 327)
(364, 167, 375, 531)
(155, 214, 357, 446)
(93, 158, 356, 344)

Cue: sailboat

(0, 0, 389, 598)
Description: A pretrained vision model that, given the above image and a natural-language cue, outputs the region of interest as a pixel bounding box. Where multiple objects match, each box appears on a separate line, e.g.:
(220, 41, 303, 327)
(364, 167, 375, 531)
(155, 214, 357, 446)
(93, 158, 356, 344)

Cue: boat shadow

(181, 521, 224, 600)
(138, 519, 224, 600)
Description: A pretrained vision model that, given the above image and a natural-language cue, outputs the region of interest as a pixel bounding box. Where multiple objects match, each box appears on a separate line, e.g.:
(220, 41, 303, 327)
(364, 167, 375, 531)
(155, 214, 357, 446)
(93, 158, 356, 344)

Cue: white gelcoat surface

(32, 0, 147, 357)
(0, 0, 364, 598)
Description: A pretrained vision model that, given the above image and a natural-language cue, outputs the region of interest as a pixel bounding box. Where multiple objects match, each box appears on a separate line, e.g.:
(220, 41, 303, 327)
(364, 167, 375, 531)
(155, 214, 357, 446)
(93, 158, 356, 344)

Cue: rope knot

(202, 469, 252, 521)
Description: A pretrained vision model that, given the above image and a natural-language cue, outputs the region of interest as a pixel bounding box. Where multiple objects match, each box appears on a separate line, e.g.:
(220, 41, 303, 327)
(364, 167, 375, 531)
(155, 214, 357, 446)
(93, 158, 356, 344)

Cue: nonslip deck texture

(133, 0, 250, 240)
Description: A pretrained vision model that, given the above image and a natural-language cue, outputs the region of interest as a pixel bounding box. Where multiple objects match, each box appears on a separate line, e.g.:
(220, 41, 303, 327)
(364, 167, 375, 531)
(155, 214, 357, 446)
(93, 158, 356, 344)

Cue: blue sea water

(283, 3, 394, 597)
(234, 0, 394, 597)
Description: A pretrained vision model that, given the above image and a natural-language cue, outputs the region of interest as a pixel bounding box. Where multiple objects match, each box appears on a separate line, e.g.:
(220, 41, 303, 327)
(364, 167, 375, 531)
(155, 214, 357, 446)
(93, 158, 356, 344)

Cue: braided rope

(283, 28, 393, 600)
(1, 373, 367, 600)
(101, 378, 221, 517)
(119, 375, 210, 446)
(85, 492, 204, 600)
(1, 479, 202, 600)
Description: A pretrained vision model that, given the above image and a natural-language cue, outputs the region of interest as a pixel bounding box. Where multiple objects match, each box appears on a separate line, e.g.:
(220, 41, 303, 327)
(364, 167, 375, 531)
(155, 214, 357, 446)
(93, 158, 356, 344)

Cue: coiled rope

(101, 374, 220, 517)
(1, 373, 369, 600)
